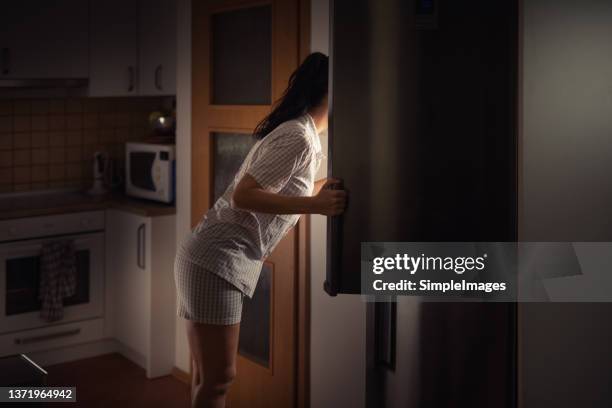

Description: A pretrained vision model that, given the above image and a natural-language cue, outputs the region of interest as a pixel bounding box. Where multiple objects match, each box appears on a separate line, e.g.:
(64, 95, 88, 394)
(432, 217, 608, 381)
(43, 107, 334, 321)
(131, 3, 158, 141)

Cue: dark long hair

(253, 52, 328, 139)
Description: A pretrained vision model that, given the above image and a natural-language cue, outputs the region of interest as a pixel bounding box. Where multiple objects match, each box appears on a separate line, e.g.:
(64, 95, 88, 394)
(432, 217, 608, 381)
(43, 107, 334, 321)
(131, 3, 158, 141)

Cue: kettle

(87, 151, 108, 196)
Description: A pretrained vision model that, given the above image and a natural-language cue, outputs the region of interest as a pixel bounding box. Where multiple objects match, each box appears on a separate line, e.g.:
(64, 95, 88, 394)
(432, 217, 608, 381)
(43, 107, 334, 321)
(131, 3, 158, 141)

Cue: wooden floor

(46, 353, 190, 407)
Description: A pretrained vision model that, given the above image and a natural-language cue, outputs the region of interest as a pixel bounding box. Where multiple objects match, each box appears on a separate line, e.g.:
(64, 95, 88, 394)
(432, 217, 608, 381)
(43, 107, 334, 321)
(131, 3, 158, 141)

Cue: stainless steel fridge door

(327, 0, 518, 407)
(326, 0, 517, 294)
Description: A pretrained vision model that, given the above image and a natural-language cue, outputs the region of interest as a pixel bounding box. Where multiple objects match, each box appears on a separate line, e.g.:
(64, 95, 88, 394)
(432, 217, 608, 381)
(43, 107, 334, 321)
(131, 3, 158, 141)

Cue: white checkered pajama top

(174, 114, 323, 324)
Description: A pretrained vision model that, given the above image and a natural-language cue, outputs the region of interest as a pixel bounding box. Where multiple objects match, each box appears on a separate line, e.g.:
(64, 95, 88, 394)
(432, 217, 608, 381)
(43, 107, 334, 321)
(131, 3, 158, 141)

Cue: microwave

(126, 142, 175, 203)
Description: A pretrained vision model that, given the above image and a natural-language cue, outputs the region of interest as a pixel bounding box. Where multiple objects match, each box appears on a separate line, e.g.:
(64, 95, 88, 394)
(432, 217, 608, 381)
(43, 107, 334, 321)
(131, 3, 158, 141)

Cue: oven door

(0, 232, 104, 334)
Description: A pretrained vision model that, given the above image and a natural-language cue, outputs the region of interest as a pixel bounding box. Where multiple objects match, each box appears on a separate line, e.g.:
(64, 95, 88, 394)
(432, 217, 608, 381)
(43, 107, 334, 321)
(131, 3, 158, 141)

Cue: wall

(174, 0, 192, 373)
(309, 1, 366, 407)
(520, 0, 612, 406)
(0, 97, 164, 193)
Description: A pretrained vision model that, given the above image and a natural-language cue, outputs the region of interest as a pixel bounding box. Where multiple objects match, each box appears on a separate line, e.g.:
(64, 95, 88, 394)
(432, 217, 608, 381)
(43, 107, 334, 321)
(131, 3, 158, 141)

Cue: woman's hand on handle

(233, 174, 347, 216)
(312, 178, 347, 216)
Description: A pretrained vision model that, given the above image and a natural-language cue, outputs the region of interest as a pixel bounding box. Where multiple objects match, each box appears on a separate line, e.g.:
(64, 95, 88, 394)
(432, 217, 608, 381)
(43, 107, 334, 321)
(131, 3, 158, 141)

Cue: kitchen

(2, 1, 612, 408)
(0, 0, 186, 405)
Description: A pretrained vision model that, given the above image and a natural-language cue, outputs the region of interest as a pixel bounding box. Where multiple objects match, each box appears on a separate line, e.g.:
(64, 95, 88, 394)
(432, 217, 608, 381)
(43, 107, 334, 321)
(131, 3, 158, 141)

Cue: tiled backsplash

(0, 97, 167, 194)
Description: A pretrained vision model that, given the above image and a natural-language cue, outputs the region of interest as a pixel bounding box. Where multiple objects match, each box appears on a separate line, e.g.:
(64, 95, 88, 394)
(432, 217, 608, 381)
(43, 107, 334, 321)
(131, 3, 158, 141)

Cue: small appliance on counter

(87, 151, 108, 196)
(125, 142, 175, 203)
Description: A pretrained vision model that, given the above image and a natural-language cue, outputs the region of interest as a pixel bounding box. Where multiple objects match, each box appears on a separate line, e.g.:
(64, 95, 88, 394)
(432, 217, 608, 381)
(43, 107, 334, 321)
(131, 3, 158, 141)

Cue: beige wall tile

(13, 133, 31, 149)
(65, 146, 82, 162)
(0, 134, 12, 150)
(65, 130, 82, 146)
(49, 147, 66, 164)
(82, 161, 93, 178)
(0, 151, 12, 167)
(31, 132, 49, 148)
(0, 96, 165, 194)
(65, 99, 83, 114)
(130, 127, 147, 140)
(66, 114, 83, 130)
(66, 163, 82, 179)
(48, 115, 65, 130)
(13, 116, 31, 132)
(83, 113, 98, 129)
(131, 112, 150, 128)
(48, 99, 65, 114)
(13, 150, 31, 166)
(13, 167, 31, 184)
(49, 165, 65, 181)
(31, 166, 49, 183)
(98, 113, 115, 128)
(13, 100, 31, 115)
(31, 100, 50, 115)
(0, 101, 12, 116)
(0, 117, 12, 133)
(48, 132, 66, 147)
(82, 145, 96, 161)
(0, 168, 13, 184)
(83, 130, 98, 145)
(31, 149, 49, 165)
(98, 129, 115, 143)
(115, 128, 130, 143)
(48, 181, 67, 189)
(114, 113, 131, 127)
(31, 115, 48, 131)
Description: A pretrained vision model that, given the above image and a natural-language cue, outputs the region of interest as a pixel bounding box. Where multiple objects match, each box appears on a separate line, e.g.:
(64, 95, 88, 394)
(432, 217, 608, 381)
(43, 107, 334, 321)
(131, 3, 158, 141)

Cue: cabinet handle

(155, 65, 163, 91)
(137, 223, 146, 269)
(128, 66, 135, 92)
(15, 329, 81, 345)
(1, 48, 9, 75)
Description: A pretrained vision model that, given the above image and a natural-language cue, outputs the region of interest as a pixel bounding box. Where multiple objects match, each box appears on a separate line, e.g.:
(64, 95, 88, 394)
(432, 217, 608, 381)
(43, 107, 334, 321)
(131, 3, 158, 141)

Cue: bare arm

(313, 178, 327, 195)
(232, 174, 347, 216)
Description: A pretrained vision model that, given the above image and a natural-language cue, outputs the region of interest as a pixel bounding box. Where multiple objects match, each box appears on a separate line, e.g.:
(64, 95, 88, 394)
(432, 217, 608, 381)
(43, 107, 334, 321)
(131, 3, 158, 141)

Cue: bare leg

(186, 320, 240, 408)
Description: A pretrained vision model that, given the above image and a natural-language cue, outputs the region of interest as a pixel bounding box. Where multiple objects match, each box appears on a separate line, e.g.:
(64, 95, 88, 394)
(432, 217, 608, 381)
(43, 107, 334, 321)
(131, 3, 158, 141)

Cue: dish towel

(39, 240, 77, 322)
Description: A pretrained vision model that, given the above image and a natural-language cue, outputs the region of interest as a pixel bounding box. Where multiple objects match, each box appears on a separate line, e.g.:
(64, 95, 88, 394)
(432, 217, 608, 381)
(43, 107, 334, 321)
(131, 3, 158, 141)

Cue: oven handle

(137, 223, 146, 270)
(14, 328, 81, 345)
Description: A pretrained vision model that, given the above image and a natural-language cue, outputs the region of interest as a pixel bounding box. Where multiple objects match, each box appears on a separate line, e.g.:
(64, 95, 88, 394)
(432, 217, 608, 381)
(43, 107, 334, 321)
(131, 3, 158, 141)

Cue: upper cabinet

(89, 0, 176, 97)
(0, 0, 89, 79)
(89, 0, 139, 96)
(138, 0, 177, 96)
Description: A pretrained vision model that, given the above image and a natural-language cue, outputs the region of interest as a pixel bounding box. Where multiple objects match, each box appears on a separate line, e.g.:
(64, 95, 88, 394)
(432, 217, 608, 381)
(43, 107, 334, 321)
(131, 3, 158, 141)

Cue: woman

(175, 52, 347, 408)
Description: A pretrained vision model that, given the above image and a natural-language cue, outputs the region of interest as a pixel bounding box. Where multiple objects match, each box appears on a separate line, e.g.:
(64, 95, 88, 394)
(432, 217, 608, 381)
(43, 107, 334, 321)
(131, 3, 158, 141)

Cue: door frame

(190, 1, 312, 407)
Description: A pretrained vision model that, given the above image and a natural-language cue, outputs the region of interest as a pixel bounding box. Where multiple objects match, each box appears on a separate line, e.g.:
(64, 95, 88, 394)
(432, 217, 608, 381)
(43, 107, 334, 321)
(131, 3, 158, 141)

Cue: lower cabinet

(105, 209, 176, 378)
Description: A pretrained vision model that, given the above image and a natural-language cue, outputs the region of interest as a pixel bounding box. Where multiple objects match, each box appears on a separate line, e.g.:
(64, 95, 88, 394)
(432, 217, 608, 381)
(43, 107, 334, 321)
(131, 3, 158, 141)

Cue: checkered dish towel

(39, 240, 77, 322)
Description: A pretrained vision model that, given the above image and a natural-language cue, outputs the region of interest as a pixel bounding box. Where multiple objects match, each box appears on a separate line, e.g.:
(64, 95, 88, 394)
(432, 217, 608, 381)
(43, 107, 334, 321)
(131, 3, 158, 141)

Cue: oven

(0, 212, 105, 335)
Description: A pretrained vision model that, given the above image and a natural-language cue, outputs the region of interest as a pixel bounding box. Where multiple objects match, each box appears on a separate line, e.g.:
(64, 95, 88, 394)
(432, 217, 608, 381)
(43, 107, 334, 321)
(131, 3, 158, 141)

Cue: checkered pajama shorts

(174, 255, 245, 325)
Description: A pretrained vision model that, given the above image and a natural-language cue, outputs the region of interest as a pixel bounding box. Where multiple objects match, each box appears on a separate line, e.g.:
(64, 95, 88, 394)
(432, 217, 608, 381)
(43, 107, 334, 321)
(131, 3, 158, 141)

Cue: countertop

(0, 190, 176, 220)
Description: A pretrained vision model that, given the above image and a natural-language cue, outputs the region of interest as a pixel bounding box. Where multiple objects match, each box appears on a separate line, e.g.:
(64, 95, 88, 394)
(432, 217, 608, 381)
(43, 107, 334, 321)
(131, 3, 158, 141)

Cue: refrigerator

(326, 0, 518, 406)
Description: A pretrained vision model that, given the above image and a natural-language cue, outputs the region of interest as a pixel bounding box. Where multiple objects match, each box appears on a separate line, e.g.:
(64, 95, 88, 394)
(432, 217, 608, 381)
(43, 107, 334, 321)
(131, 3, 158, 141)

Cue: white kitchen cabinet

(105, 209, 176, 378)
(89, 0, 176, 97)
(0, 0, 88, 79)
(138, 0, 177, 95)
(89, 0, 139, 96)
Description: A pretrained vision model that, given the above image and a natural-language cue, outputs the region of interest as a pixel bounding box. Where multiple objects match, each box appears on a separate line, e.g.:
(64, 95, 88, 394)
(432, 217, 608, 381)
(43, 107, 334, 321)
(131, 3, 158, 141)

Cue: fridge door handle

(325, 202, 344, 296)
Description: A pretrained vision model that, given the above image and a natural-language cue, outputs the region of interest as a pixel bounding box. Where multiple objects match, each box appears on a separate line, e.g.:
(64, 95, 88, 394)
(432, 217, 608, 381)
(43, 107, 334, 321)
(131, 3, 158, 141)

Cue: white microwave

(126, 142, 175, 203)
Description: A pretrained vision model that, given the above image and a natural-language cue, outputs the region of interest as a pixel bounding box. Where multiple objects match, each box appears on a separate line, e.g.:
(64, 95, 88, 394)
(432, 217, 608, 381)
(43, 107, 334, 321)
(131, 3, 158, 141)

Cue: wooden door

(192, 1, 310, 407)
